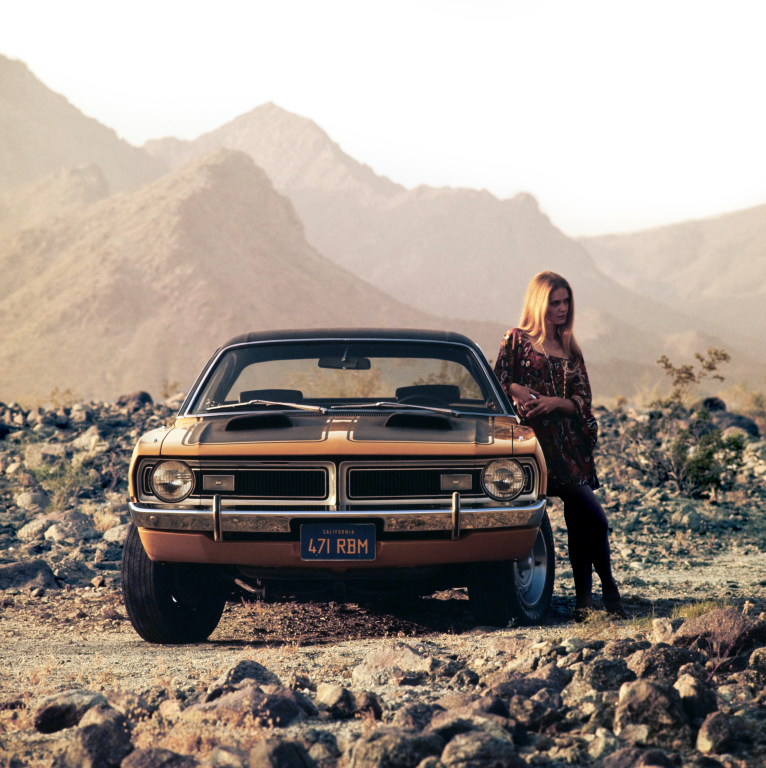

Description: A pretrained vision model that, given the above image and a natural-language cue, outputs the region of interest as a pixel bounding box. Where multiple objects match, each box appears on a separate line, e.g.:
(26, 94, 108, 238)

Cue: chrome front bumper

(129, 498, 547, 535)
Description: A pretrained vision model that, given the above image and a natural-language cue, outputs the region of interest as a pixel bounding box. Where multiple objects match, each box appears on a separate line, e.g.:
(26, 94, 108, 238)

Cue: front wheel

(468, 511, 555, 626)
(122, 524, 227, 643)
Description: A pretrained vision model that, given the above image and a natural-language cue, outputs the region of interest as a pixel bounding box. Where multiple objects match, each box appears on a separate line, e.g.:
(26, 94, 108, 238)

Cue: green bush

(622, 349, 745, 499)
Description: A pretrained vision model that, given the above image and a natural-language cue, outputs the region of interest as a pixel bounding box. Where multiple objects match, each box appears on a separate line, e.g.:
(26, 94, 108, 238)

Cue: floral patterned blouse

(494, 328, 599, 491)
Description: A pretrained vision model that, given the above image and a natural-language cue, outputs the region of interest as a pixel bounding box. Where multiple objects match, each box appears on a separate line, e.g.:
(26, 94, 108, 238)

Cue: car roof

(220, 328, 482, 352)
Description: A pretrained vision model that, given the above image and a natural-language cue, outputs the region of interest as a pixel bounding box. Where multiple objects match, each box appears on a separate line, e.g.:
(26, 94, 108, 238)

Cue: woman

(494, 271, 626, 620)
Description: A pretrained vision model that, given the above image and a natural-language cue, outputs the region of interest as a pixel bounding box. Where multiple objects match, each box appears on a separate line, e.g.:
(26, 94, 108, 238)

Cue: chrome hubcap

(514, 528, 548, 608)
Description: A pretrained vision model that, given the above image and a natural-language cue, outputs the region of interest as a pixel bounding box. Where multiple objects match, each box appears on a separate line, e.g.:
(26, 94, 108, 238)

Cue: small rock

(673, 674, 717, 723)
(672, 608, 766, 658)
(117, 391, 154, 413)
(651, 618, 684, 645)
(352, 642, 436, 687)
(696, 711, 733, 754)
(91, 575, 106, 588)
(439, 730, 524, 768)
(183, 684, 307, 727)
(24, 443, 66, 470)
(613, 679, 692, 750)
(209, 659, 281, 693)
(626, 645, 703, 685)
(158, 699, 183, 722)
(248, 739, 314, 768)
(0, 560, 59, 591)
(587, 726, 621, 760)
(747, 646, 766, 674)
(16, 516, 56, 540)
(102, 523, 130, 545)
(57, 704, 132, 768)
(15, 491, 50, 511)
(121, 748, 198, 768)
(104, 691, 155, 721)
(392, 701, 442, 730)
(348, 730, 445, 768)
(32, 689, 107, 733)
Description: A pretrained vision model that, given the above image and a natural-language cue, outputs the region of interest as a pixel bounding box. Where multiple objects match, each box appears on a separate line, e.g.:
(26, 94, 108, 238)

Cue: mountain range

(1, 53, 763, 402)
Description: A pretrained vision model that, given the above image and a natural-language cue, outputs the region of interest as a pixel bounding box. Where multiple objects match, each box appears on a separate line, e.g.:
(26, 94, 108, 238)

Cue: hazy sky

(2, 0, 765, 235)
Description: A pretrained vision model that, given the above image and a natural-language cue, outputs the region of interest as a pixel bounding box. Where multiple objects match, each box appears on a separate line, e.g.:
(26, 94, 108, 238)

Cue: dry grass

(91, 508, 121, 533)
(670, 599, 732, 620)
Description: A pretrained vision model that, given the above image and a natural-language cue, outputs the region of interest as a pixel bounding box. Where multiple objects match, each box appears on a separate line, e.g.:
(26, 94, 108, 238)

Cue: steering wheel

(397, 395, 451, 407)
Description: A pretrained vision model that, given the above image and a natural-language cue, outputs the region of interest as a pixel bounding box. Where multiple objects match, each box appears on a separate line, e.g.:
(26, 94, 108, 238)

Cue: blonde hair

(518, 271, 583, 361)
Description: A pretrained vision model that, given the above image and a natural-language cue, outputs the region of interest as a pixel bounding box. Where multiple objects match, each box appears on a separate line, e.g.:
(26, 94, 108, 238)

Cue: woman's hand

(509, 384, 542, 416)
(524, 395, 563, 418)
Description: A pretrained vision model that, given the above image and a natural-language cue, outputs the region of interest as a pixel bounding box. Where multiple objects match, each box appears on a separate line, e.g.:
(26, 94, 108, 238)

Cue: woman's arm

(524, 394, 576, 417)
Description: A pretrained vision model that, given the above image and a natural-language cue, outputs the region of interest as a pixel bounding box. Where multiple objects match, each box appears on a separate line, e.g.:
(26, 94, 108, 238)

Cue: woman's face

(545, 287, 570, 328)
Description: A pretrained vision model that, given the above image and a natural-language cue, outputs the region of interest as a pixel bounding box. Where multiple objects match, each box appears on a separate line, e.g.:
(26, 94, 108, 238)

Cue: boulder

(600, 746, 677, 768)
(650, 618, 684, 645)
(626, 644, 704, 685)
(352, 642, 436, 687)
(32, 689, 106, 733)
(208, 659, 281, 695)
(0, 560, 59, 591)
(603, 638, 653, 658)
(696, 711, 733, 754)
(673, 674, 717, 723)
(248, 739, 315, 768)
(692, 397, 727, 413)
(391, 701, 443, 730)
(16, 516, 57, 541)
(117, 391, 154, 413)
(15, 491, 50, 511)
(121, 748, 198, 768)
(45, 520, 100, 543)
(58, 704, 132, 768)
(712, 411, 759, 437)
(183, 684, 307, 727)
(567, 658, 636, 693)
(104, 690, 155, 720)
(347, 730, 444, 768)
(613, 680, 692, 750)
(24, 443, 67, 469)
(671, 608, 766, 658)
(102, 523, 130, 545)
(439, 730, 525, 768)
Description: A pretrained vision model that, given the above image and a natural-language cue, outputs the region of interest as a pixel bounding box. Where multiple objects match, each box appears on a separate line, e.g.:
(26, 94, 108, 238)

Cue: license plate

(300, 523, 376, 561)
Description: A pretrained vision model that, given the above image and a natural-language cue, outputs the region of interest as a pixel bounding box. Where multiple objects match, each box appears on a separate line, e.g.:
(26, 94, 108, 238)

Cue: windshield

(189, 340, 504, 415)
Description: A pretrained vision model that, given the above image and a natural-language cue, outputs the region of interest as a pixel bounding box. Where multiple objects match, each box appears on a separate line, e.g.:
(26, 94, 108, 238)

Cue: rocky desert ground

(1, 394, 766, 767)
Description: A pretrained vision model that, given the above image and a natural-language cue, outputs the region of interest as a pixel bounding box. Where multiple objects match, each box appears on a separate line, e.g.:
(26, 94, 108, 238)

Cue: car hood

(155, 413, 536, 458)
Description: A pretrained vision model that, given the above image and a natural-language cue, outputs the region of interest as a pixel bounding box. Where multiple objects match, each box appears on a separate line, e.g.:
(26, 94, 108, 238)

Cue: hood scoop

(225, 414, 292, 431)
(384, 412, 453, 430)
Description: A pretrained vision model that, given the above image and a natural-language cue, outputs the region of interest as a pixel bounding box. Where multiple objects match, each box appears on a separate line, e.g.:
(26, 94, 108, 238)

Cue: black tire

(121, 524, 227, 644)
(468, 511, 555, 626)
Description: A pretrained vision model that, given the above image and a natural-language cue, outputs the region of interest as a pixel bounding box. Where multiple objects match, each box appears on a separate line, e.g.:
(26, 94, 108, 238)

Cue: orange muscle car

(123, 329, 553, 643)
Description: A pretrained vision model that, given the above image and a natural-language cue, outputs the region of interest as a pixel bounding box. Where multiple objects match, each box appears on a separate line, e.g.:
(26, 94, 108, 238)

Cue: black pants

(552, 485, 620, 606)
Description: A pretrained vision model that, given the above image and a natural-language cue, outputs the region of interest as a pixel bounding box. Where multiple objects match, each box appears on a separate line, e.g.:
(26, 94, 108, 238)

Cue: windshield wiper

(329, 401, 462, 417)
(206, 399, 327, 414)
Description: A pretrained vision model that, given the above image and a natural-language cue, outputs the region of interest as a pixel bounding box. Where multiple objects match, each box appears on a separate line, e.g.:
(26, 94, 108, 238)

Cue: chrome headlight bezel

(481, 459, 525, 501)
(150, 460, 195, 503)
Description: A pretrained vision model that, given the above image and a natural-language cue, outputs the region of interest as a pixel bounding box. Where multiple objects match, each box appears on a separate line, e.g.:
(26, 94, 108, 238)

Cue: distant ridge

(580, 205, 766, 348)
(0, 150, 506, 401)
(145, 103, 759, 390)
(0, 54, 166, 193)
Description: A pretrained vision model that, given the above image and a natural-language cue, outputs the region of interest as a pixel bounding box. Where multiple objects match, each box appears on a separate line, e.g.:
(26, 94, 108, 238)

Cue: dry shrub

(92, 508, 120, 533)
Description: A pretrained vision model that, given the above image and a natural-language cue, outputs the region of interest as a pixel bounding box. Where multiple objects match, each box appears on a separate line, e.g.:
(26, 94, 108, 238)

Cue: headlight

(482, 459, 525, 500)
(151, 460, 194, 502)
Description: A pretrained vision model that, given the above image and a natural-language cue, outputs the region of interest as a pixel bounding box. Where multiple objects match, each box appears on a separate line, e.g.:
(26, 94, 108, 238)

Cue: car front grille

(212, 469, 327, 499)
(347, 468, 482, 500)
